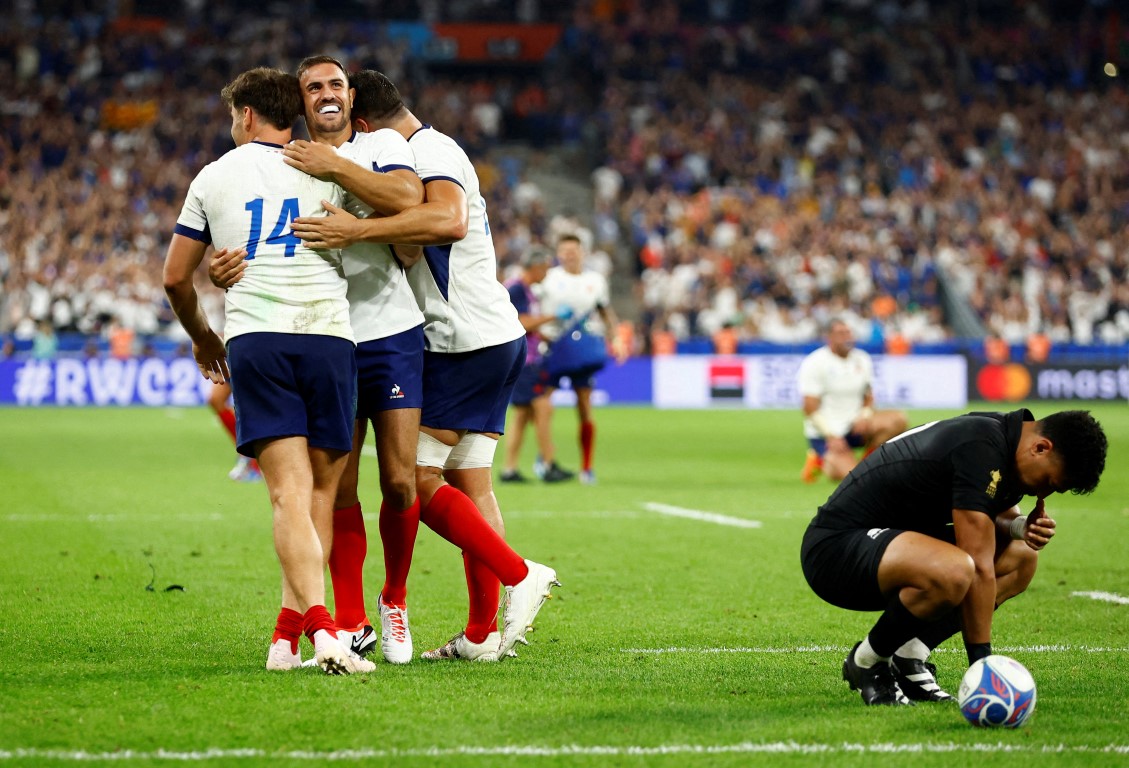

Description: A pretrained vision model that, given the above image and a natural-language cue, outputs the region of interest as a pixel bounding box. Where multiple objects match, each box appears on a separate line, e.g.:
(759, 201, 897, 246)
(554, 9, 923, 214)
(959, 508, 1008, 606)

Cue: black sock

(917, 610, 963, 652)
(868, 594, 928, 658)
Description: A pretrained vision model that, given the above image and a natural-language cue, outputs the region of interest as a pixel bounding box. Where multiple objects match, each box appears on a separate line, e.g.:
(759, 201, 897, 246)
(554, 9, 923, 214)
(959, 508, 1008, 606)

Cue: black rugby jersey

(812, 409, 1032, 533)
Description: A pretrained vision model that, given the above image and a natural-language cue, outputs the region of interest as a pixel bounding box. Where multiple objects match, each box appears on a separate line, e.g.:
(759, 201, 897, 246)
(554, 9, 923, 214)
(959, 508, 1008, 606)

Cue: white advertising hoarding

(653, 355, 967, 409)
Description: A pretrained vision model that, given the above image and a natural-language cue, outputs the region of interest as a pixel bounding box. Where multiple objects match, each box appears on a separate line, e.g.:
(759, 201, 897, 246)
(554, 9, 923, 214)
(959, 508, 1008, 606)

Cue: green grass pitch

(0, 403, 1126, 767)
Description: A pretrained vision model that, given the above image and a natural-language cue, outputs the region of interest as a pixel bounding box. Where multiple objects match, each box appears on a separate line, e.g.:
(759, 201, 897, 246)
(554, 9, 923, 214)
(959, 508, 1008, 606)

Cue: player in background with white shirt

(797, 318, 908, 483)
(163, 67, 372, 675)
(500, 245, 575, 484)
(286, 70, 560, 662)
(539, 233, 625, 485)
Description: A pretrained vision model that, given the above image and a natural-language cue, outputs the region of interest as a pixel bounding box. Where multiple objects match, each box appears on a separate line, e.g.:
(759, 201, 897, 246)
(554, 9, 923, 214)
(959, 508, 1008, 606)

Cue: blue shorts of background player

(551, 366, 600, 391)
(511, 360, 553, 407)
(807, 431, 866, 457)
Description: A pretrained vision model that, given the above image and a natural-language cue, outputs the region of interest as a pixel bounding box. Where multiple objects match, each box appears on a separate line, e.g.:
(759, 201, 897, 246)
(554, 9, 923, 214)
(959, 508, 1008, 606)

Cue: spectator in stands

(2, 0, 1128, 362)
(31, 320, 57, 360)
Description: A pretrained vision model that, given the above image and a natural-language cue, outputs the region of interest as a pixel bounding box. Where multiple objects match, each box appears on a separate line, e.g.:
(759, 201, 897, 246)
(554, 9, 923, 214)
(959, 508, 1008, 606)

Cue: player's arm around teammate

(289, 175, 468, 250)
(282, 138, 422, 216)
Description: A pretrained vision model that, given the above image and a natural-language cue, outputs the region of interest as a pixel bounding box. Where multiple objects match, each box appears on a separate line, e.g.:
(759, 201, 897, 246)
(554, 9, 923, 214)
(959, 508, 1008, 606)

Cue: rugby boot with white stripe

(890, 654, 955, 702)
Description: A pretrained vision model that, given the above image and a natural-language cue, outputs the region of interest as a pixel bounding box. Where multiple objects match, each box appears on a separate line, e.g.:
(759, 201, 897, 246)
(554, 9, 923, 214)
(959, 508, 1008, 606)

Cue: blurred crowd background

(2, 0, 1126, 361)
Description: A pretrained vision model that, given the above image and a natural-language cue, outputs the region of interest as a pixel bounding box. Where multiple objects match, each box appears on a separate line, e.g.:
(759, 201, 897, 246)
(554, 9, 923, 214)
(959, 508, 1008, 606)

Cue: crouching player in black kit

(801, 409, 1107, 705)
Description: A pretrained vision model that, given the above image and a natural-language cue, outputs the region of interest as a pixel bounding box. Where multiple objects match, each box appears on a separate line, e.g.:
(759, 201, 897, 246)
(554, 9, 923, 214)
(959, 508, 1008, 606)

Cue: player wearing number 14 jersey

(164, 67, 371, 675)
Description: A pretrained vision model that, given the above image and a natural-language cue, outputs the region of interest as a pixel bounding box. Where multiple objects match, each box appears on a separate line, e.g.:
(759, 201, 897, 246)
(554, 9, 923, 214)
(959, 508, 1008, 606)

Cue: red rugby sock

(463, 552, 501, 644)
(328, 503, 368, 629)
(302, 605, 337, 642)
(379, 497, 420, 607)
(580, 420, 595, 471)
(272, 607, 303, 655)
(419, 484, 527, 586)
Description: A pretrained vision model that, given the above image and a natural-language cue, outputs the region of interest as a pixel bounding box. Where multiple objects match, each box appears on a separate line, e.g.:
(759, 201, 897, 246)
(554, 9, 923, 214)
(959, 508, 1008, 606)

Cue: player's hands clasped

(1023, 497, 1056, 551)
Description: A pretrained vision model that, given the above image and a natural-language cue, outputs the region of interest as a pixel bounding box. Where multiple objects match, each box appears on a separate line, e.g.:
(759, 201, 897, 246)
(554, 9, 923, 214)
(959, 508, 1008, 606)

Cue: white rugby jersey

(797, 345, 874, 439)
(175, 140, 352, 343)
(406, 126, 523, 353)
(539, 266, 611, 340)
(337, 129, 425, 342)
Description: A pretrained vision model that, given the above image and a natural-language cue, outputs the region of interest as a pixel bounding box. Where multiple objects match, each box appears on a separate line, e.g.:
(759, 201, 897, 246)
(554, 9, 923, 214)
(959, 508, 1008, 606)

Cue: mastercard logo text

(976, 364, 1032, 401)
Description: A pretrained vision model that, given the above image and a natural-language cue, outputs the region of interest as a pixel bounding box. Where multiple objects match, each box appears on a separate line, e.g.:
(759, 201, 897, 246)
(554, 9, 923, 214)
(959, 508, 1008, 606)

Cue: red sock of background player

(379, 498, 420, 607)
(272, 607, 303, 655)
(419, 484, 527, 586)
(463, 552, 501, 644)
(328, 503, 368, 629)
(580, 420, 595, 472)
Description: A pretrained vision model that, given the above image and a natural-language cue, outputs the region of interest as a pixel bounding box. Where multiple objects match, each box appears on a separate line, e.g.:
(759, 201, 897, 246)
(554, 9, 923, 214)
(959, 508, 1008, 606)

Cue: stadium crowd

(561, 2, 1129, 351)
(1, 1, 1127, 356)
(0, 4, 558, 353)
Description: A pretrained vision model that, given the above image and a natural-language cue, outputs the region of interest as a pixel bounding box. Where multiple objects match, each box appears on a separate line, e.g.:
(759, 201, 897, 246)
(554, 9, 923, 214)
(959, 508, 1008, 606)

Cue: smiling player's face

(299, 62, 353, 139)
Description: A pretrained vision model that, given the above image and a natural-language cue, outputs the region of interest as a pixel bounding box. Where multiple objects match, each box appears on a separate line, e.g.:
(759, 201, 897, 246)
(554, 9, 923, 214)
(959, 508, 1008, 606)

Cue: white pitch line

(1072, 591, 1129, 605)
(641, 502, 761, 529)
(623, 645, 1129, 654)
(3, 513, 224, 523)
(2, 743, 1128, 761)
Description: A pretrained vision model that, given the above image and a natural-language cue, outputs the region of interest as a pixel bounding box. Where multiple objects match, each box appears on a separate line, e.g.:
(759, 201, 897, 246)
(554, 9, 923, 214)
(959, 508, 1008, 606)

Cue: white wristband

(858, 406, 874, 420)
(1009, 515, 1028, 541)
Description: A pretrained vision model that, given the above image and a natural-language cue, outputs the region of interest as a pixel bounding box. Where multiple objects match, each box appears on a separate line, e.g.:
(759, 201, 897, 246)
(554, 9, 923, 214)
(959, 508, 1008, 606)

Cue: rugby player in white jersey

(797, 318, 908, 483)
(539, 233, 624, 485)
(285, 70, 560, 662)
(163, 67, 373, 675)
(212, 57, 426, 664)
(288, 55, 425, 665)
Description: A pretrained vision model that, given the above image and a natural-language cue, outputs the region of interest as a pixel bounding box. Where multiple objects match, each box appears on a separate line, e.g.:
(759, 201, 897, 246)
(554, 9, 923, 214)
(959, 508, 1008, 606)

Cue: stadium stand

(1, 1, 1125, 364)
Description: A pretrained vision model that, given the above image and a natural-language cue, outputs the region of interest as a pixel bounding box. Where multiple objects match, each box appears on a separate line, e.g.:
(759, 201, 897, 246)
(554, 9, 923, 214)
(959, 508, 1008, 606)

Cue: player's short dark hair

(350, 70, 407, 123)
(556, 233, 582, 247)
(296, 55, 349, 84)
(1038, 410, 1107, 494)
(220, 67, 301, 130)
